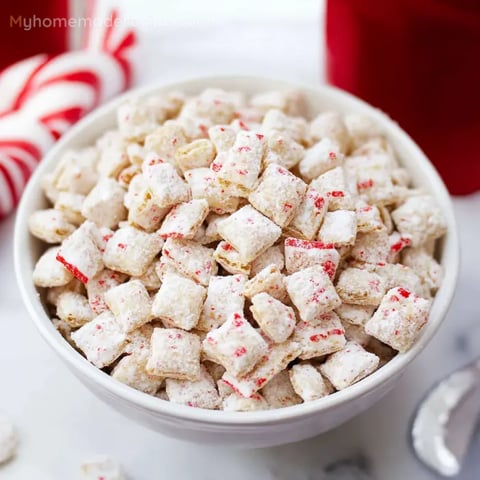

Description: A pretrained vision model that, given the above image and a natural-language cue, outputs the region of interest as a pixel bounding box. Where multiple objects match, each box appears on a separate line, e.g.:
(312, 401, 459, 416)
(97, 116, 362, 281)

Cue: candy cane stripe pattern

(0, 5, 136, 219)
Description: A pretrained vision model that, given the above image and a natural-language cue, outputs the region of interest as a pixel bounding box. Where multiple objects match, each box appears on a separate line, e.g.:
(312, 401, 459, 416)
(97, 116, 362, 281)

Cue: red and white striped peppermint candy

(0, 6, 136, 219)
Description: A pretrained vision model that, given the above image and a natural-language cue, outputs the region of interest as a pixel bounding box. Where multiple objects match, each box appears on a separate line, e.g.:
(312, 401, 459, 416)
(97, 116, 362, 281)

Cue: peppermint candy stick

(0, 7, 136, 219)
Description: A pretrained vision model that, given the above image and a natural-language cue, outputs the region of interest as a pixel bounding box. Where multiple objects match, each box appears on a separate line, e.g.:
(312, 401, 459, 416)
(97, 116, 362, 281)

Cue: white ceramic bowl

(14, 76, 459, 448)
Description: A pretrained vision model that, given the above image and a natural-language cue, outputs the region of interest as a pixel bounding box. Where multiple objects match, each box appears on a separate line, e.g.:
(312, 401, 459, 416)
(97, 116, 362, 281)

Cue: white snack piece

(158, 199, 209, 240)
(33, 247, 74, 287)
(81, 178, 127, 229)
(391, 195, 447, 247)
(215, 130, 265, 196)
(222, 392, 269, 412)
(365, 287, 432, 352)
(56, 291, 94, 328)
(335, 304, 375, 326)
(310, 166, 355, 211)
(317, 210, 357, 247)
(0, 415, 18, 464)
(146, 327, 201, 380)
(335, 268, 386, 306)
(262, 108, 307, 143)
(284, 238, 340, 279)
(103, 224, 163, 276)
(264, 131, 304, 170)
(71, 311, 127, 368)
(162, 238, 217, 286)
(213, 241, 251, 275)
(56, 221, 104, 284)
(54, 191, 85, 225)
(166, 365, 220, 410)
(260, 370, 302, 408)
(402, 247, 443, 293)
(111, 353, 163, 394)
(125, 174, 169, 232)
(285, 265, 341, 322)
(289, 363, 334, 401)
(299, 137, 344, 181)
(152, 272, 206, 331)
(86, 269, 126, 314)
(203, 312, 269, 377)
(28, 208, 75, 243)
(52, 147, 98, 195)
(250, 244, 285, 276)
(80, 455, 125, 480)
(285, 187, 329, 240)
(197, 275, 246, 331)
(244, 264, 288, 302)
(350, 230, 390, 264)
(250, 292, 296, 343)
(309, 111, 350, 152)
(221, 340, 301, 398)
(143, 161, 190, 208)
(320, 341, 379, 390)
(248, 163, 307, 227)
(104, 280, 152, 333)
(175, 139, 216, 172)
(217, 205, 282, 262)
(293, 311, 346, 360)
(185, 167, 239, 214)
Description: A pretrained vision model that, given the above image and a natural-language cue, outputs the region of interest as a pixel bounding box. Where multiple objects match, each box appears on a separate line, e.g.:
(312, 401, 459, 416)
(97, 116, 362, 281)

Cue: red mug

(326, 0, 480, 195)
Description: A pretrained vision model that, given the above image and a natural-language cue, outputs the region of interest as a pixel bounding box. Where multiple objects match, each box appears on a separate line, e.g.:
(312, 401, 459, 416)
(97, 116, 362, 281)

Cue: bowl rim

(14, 74, 460, 426)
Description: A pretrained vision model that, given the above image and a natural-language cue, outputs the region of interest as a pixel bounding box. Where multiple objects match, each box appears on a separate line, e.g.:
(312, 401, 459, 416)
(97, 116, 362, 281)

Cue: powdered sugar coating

(365, 287, 432, 352)
(197, 275, 247, 332)
(293, 311, 346, 360)
(320, 341, 379, 390)
(285, 265, 341, 323)
(165, 365, 220, 410)
(217, 205, 282, 262)
(289, 363, 334, 402)
(248, 163, 307, 227)
(71, 311, 126, 368)
(152, 272, 206, 331)
(32, 87, 446, 411)
(146, 328, 201, 381)
(250, 292, 296, 343)
(203, 312, 269, 377)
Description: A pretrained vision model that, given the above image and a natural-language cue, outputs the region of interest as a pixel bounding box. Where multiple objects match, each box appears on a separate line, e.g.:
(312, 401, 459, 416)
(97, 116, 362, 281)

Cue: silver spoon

(411, 358, 480, 476)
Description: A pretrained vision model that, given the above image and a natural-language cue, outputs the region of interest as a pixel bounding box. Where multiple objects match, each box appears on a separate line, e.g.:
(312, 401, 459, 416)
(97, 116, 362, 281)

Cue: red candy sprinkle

(233, 313, 244, 327)
(117, 243, 127, 250)
(211, 162, 222, 172)
(234, 346, 247, 357)
(256, 378, 267, 387)
(285, 238, 334, 249)
(329, 191, 344, 198)
(238, 146, 251, 153)
(398, 287, 411, 298)
(314, 197, 325, 209)
(357, 179, 374, 190)
(55, 253, 88, 284)
(222, 243, 233, 251)
(256, 133, 264, 140)
(199, 124, 208, 136)
(322, 260, 337, 279)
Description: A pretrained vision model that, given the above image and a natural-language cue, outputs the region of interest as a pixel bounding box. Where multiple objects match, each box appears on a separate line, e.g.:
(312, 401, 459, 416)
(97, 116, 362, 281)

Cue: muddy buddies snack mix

(30, 88, 446, 411)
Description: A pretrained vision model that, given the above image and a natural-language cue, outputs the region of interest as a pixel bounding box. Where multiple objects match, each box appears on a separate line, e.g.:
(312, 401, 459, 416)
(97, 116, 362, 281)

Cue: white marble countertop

(1, 1, 480, 478)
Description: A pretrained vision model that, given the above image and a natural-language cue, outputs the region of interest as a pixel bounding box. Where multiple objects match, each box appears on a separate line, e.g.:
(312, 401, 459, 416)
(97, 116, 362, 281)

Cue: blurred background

(0, 0, 479, 479)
